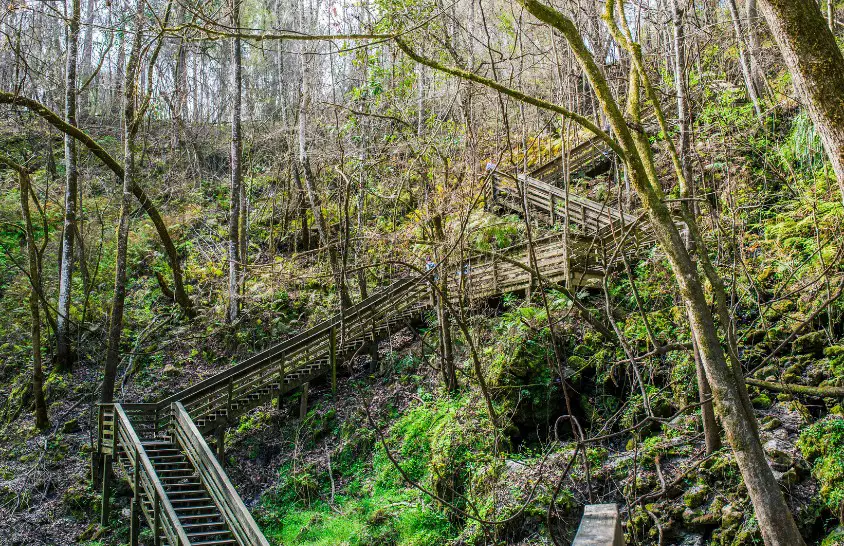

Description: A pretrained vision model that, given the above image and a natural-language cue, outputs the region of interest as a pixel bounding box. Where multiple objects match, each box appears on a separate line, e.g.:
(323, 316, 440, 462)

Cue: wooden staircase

(96, 132, 631, 545)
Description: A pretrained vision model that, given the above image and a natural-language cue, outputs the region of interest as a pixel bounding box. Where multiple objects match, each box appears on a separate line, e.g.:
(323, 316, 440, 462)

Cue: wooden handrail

(158, 276, 421, 409)
(112, 404, 192, 546)
(171, 402, 270, 546)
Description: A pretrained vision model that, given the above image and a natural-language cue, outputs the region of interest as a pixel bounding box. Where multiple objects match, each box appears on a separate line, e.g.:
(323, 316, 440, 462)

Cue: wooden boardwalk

(96, 138, 632, 545)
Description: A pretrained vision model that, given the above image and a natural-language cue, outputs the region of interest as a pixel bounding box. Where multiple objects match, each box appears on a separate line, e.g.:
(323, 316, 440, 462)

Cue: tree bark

(726, 0, 763, 120)
(297, 53, 351, 308)
(672, 0, 720, 453)
(57, 0, 81, 372)
(745, 0, 767, 96)
(227, 0, 243, 323)
(756, 0, 844, 205)
(101, 0, 143, 405)
(432, 215, 456, 391)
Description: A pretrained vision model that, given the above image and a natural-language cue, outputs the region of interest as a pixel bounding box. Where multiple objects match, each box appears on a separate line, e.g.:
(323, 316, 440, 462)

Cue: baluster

(101, 411, 117, 526)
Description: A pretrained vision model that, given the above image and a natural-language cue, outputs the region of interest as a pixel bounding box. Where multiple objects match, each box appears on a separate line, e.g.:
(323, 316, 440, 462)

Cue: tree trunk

(514, 2, 805, 543)
(56, 0, 81, 372)
(227, 0, 242, 324)
(756, 0, 844, 205)
(101, 0, 143, 405)
(2, 157, 49, 429)
(726, 0, 763, 119)
(79, 0, 96, 116)
(745, 0, 767, 96)
(672, 0, 720, 453)
(432, 215, 456, 391)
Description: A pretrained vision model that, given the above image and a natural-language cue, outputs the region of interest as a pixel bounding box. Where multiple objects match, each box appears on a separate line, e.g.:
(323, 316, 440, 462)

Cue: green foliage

(798, 417, 844, 514)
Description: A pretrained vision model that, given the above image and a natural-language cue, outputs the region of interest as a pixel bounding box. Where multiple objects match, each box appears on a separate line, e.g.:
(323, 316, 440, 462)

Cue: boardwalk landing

(96, 148, 637, 545)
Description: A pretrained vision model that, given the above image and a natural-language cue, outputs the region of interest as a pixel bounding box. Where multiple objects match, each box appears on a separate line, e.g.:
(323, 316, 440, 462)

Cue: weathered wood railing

(488, 173, 640, 239)
(530, 134, 613, 182)
(171, 402, 270, 546)
(103, 403, 192, 545)
(155, 275, 430, 433)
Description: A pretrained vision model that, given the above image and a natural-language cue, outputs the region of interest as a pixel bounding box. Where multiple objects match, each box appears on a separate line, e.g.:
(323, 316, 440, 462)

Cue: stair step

(148, 454, 185, 461)
(178, 513, 226, 522)
(174, 504, 217, 512)
(170, 497, 212, 504)
(182, 521, 227, 530)
(164, 481, 203, 488)
(186, 530, 234, 539)
(168, 489, 208, 497)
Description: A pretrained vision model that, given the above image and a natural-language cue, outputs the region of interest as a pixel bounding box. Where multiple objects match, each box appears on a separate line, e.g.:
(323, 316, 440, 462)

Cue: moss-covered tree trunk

(57, 0, 81, 372)
(1, 156, 49, 430)
(757, 0, 844, 204)
(516, 2, 805, 543)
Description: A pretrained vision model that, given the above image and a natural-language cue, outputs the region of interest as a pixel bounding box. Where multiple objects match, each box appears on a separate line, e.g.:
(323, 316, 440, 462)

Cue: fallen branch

(745, 378, 844, 398)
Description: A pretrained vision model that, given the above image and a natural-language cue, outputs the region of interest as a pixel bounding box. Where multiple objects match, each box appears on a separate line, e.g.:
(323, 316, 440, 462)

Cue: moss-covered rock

(684, 484, 711, 509)
(793, 331, 826, 356)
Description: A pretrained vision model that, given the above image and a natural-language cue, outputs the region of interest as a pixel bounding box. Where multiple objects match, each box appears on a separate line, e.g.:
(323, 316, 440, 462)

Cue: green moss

(751, 394, 772, 409)
(798, 417, 844, 514)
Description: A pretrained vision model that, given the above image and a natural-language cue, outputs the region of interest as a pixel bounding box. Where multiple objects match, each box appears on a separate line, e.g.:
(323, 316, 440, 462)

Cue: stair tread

(186, 530, 234, 538)
(175, 504, 218, 512)
(182, 522, 227, 529)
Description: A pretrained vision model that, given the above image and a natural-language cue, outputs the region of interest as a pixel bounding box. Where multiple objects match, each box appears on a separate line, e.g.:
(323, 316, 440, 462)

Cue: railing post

(100, 408, 117, 527)
(550, 194, 556, 225)
(581, 204, 587, 232)
(329, 326, 337, 393)
(130, 446, 140, 546)
(153, 490, 161, 546)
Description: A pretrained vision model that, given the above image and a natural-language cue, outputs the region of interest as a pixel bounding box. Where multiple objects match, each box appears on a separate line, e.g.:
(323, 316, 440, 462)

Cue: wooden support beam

(300, 382, 309, 419)
(370, 338, 379, 373)
(369, 320, 379, 372)
(100, 453, 112, 527)
(277, 353, 286, 409)
(215, 426, 225, 465)
(572, 504, 625, 546)
(129, 498, 140, 546)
